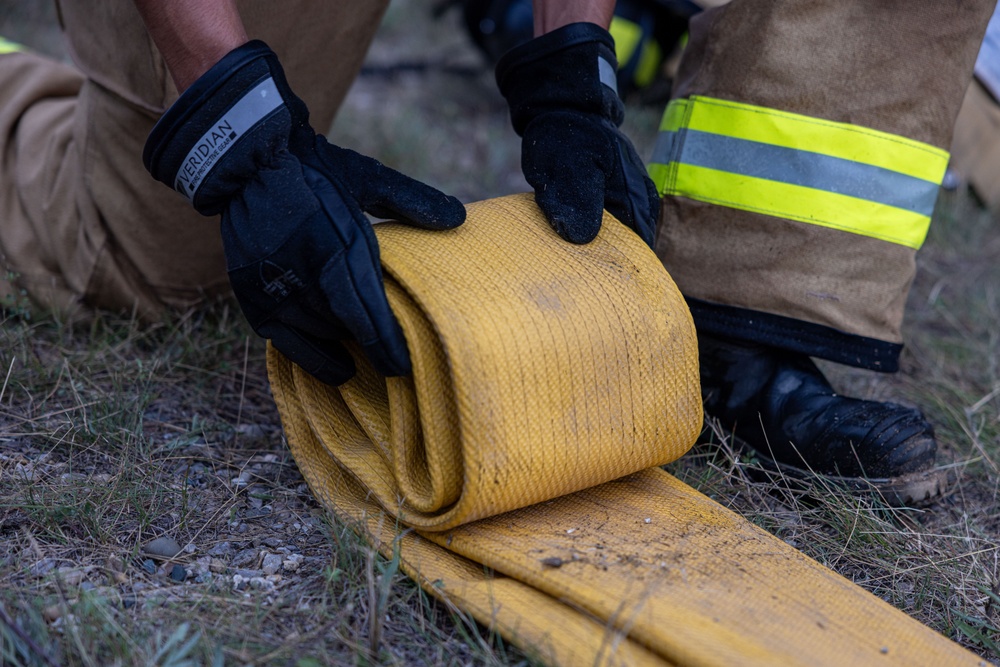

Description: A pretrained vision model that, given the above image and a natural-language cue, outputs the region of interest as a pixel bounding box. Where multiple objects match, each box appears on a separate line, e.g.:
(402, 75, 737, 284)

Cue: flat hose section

(268, 194, 978, 667)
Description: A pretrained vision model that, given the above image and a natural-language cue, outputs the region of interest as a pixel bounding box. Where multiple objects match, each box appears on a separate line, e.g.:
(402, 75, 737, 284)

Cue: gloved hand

(496, 22, 659, 247)
(143, 41, 465, 386)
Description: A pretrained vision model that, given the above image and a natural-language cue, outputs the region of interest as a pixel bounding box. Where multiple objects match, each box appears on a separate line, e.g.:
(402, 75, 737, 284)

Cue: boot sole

(728, 435, 958, 507)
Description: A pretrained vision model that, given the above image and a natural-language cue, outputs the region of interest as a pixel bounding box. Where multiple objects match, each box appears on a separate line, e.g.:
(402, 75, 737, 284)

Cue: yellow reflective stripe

(647, 163, 671, 191)
(648, 96, 945, 248)
(672, 164, 931, 249)
(683, 96, 948, 183)
(609, 18, 642, 68)
(659, 98, 689, 132)
(0, 37, 24, 54)
(634, 39, 662, 88)
(610, 17, 662, 88)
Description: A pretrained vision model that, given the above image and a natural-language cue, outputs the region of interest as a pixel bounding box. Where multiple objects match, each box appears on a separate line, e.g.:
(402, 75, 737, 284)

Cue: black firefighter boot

(698, 334, 954, 505)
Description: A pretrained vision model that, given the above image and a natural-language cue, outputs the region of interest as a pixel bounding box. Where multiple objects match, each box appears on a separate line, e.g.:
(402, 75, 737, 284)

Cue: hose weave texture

(268, 194, 981, 666)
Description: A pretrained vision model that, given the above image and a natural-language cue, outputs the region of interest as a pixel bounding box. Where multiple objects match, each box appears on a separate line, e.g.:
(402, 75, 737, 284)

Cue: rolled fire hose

(268, 194, 981, 666)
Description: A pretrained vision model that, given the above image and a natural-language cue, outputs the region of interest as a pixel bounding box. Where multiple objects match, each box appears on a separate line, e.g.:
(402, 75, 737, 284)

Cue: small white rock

(261, 553, 283, 576)
(282, 554, 304, 572)
(248, 576, 275, 591)
(192, 556, 212, 576)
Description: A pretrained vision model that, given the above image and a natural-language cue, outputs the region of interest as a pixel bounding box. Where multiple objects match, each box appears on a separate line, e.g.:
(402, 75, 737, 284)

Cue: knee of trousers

(0, 50, 227, 320)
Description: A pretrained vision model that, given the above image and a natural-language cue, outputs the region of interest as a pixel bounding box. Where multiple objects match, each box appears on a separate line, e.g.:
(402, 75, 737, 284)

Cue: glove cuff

(495, 22, 623, 136)
(143, 40, 306, 215)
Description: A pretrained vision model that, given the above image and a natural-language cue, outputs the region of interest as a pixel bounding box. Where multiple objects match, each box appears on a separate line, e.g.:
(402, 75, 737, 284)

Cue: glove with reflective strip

(143, 41, 465, 385)
(496, 22, 659, 247)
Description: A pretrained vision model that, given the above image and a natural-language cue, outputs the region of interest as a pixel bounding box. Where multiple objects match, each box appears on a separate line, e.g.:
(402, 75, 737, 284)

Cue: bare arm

(132, 0, 248, 92)
(531, 0, 616, 36)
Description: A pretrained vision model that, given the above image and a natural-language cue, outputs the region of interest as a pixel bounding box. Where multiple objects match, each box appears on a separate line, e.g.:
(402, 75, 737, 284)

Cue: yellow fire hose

(268, 194, 981, 666)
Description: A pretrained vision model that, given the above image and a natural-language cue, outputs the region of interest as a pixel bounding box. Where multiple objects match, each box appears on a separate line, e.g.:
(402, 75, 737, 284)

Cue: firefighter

(1, 1, 994, 504)
(950, 3, 1000, 214)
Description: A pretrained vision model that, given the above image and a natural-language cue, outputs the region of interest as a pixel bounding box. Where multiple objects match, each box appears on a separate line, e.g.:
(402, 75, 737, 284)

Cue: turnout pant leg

(0, 1, 388, 318)
(650, 0, 996, 372)
(950, 81, 1000, 213)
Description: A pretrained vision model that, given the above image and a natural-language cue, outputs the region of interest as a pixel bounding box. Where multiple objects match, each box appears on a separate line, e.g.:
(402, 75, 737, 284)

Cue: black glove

(143, 41, 465, 386)
(496, 23, 659, 247)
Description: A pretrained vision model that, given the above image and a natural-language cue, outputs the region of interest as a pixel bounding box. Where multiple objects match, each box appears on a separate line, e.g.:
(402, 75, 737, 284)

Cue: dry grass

(2, 0, 999, 665)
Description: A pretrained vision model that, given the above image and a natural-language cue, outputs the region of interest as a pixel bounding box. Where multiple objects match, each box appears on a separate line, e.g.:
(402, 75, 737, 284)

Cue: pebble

(261, 554, 283, 576)
(122, 597, 136, 609)
(191, 556, 212, 576)
(209, 559, 227, 574)
(262, 537, 283, 548)
(248, 575, 279, 592)
(207, 541, 233, 558)
(231, 548, 259, 568)
(143, 537, 182, 559)
(30, 558, 57, 577)
(235, 569, 263, 579)
(57, 567, 90, 586)
(232, 471, 252, 489)
(169, 565, 186, 582)
(282, 554, 304, 572)
(235, 423, 266, 440)
(43, 605, 62, 622)
(141, 559, 156, 575)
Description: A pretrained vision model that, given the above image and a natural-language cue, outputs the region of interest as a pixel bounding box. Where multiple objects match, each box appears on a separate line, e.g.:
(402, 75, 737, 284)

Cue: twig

(236, 336, 249, 430)
(0, 602, 61, 667)
(0, 355, 14, 405)
(23, 530, 97, 667)
(366, 545, 381, 664)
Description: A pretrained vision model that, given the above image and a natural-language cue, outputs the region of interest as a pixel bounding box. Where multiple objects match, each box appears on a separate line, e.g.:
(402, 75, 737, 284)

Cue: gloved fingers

(321, 143, 466, 231)
(532, 167, 607, 245)
(225, 164, 409, 377)
(522, 124, 607, 244)
(257, 320, 356, 386)
(318, 243, 413, 378)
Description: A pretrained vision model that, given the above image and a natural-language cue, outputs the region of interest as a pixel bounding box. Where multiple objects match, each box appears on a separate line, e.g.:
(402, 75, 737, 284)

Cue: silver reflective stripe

(174, 77, 284, 200)
(656, 129, 941, 216)
(650, 130, 677, 167)
(598, 56, 617, 91)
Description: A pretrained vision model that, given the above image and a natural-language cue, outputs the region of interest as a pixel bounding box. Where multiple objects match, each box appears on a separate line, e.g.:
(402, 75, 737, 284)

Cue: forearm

(531, 0, 616, 36)
(133, 0, 248, 92)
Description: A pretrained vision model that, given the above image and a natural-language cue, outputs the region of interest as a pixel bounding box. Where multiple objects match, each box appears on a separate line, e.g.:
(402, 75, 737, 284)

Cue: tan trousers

(0, 1, 388, 319)
(655, 0, 997, 371)
(951, 80, 1000, 212)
